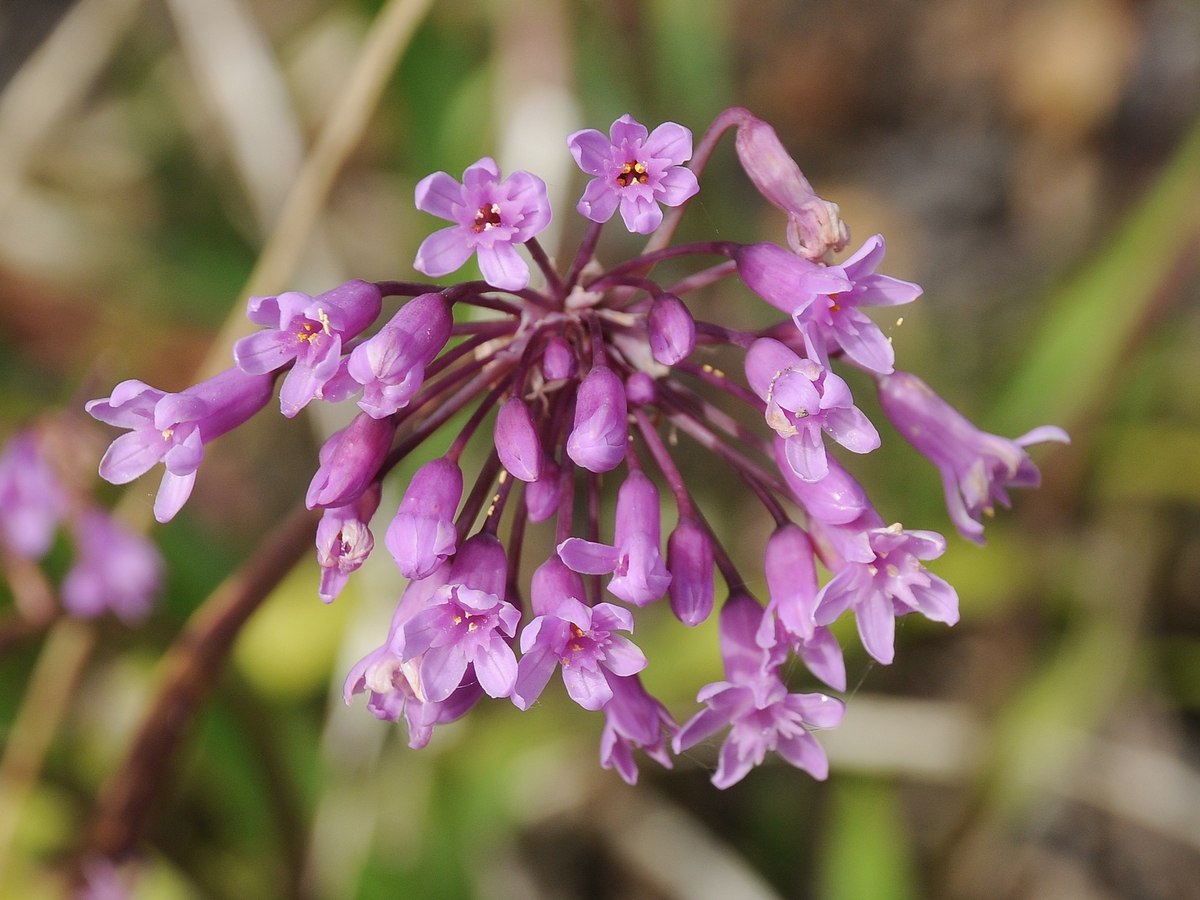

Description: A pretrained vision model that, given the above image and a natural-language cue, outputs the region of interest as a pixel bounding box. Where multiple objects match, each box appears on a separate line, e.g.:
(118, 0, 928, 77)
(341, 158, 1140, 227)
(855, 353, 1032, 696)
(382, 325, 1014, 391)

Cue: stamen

(616, 160, 649, 187)
(472, 203, 503, 232)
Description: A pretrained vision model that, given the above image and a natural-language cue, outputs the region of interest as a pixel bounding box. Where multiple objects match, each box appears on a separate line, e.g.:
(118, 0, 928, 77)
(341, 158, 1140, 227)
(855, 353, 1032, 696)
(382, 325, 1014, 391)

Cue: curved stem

(671, 360, 763, 408)
(587, 241, 739, 291)
(563, 221, 603, 295)
(88, 503, 320, 860)
(524, 237, 565, 301)
(643, 106, 749, 255)
(631, 409, 693, 517)
(667, 260, 738, 296)
(382, 360, 514, 476)
(586, 471, 602, 606)
(445, 373, 514, 462)
(482, 470, 516, 536)
(692, 321, 756, 351)
(374, 279, 444, 297)
(455, 451, 502, 542)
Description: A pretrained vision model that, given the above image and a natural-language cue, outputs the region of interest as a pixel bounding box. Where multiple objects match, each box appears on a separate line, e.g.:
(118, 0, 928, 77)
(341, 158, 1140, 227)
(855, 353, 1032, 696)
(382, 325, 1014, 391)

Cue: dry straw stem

(200, 0, 436, 380)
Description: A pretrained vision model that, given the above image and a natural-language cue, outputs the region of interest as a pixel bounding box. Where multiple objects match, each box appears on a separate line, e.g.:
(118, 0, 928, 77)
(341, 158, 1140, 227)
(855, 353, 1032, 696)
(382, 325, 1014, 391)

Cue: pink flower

(568, 115, 699, 233)
(413, 157, 551, 291)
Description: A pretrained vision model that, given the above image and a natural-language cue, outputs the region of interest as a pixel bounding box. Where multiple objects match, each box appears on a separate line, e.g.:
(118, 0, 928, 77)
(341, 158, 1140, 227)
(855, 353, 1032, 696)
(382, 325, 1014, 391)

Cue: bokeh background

(2, 0, 1200, 897)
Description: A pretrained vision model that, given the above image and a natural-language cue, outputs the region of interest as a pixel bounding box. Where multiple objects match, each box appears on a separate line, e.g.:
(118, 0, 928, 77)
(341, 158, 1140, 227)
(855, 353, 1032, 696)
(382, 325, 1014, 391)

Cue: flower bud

(566, 366, 628, 473)
(647, 293, 695, 366)
(494, 398, 542, 482)
(306, 412, 396, 509)
(667, 517, 714, 626)
(542, 336, 577, 382)
(734, 114, 849, 261)
(348, 292, 452, 418)
(386, 456, 463, 579)
(625, 372, 656, 405)
(763, 524, 819, 641)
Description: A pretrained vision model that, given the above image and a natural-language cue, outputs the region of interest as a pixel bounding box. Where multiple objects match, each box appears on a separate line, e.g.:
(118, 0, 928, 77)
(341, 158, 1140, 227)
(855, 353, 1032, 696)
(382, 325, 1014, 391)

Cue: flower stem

(563, 221, 603, 295)
(445, 374, 514, 462)
(667, 260, 738, 296)
(588, 241, 739, 291)
(524, 237, 565, 301)
(455, 450, 502, 542)
(643, 106, 749, 255)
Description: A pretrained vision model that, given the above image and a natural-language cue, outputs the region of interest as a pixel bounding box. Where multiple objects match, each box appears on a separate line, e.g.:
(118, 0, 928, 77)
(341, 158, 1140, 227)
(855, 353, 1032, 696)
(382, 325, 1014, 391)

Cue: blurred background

(2, 0, 1200, 897)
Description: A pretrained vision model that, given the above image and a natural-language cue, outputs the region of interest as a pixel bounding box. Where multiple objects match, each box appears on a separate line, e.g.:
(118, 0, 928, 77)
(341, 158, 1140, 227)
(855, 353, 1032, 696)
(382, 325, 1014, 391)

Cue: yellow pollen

(569, 642, 583, 653)
(472, 203, 503, 232)
(886, 564, 900, 578)
(867, 564, 878, 577)
(452, 614, 463, 625)
(161, 428, 174, 440)
(316, 308, 332, 335)
(616, 160, 649, 187)
(467, 621, 478, 632)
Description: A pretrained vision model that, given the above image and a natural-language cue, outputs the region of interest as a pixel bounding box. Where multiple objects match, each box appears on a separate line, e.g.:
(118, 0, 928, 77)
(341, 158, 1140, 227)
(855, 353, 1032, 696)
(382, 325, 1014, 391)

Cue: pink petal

(643, 121, 693, 165)
(567, 128, 615, 174)
(413, 226, 475, 279)
(476, 241, 530, 291)
(154, 470, 196, 523)
(557, 538, 621, 575)
(414, 171, 465, 220)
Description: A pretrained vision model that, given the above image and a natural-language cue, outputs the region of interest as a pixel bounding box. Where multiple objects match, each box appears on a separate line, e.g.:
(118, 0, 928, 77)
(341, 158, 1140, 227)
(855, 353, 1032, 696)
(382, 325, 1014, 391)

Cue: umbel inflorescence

(87, 108, 1066, 789)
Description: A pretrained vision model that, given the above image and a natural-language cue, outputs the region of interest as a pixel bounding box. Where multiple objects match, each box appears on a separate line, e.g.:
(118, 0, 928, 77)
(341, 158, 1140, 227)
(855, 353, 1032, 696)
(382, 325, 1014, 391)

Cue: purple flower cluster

(0, 429, 163, 623)
(87, 108, 1065, 788)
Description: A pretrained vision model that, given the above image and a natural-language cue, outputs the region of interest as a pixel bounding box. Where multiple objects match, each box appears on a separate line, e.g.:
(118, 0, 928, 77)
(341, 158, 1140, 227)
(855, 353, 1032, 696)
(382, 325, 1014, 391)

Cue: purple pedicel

(542, 336, 577, 382)
(667, 516, 714, 626)
(814, 522, 959, 665)
(0, 432, 65, 560)
(647, 294, 696, 366)
(878, 371, 1069, 544)
(565, 365, 628, 474)
(233, 280, 382, 418)
(88, 367, 274, 523)
(674, 593, 844, 788)
(494, 397, 543, 483)
(348, 292, 452, 419)
(413, 157, 551, 291)
(568, 114, 699, 234)
(386, 456, 463, 579)
(558, 468, 672, 606)
(316, 482, 382, 603)
(599, 671, 677, 785)
(745, 338, 879, 482)
(512, 557, 647, 711)
(62, 509, 163, 624)
(306, 412, 396, 509)
(733, 110, 849, 261)
(737, 237, 920, 375)
(400, 533, 520, 702)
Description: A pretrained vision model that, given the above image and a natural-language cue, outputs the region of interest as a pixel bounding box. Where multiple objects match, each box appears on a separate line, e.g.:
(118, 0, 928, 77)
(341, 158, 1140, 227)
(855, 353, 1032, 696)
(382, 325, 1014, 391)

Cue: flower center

(616, 160, 648, 187)
(297, 309, 332, 342)
(472, 203, 503, 232)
